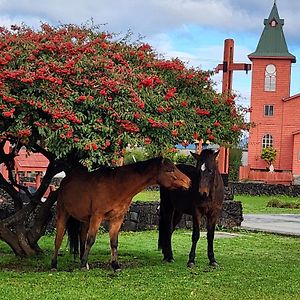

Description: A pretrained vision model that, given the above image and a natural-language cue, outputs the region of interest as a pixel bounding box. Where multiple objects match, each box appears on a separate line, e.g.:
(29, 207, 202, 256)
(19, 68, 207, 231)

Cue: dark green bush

(124, 148, 149, 164)
(267, 199, 300, 209)
(229, 148, 243, 181)
(124, 148, 196, 166)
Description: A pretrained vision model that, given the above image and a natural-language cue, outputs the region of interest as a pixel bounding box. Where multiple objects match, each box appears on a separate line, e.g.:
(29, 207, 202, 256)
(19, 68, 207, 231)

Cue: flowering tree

(0, 24, 247, 256)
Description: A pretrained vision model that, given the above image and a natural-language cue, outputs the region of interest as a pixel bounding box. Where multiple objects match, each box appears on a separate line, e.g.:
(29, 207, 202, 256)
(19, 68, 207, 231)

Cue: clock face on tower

(266, 64, 276, 74)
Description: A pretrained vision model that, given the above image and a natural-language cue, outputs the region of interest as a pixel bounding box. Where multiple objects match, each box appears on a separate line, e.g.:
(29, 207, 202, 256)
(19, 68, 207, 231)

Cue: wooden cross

(215, 39, 251, 94)
(214, 39, 251, 176)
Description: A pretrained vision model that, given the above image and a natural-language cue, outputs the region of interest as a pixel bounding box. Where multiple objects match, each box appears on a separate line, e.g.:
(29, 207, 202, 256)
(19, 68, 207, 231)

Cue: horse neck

(118, 158, 160, 194)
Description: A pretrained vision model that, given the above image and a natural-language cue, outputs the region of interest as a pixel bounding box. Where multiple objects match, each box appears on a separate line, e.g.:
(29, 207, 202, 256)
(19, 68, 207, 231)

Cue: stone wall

(0, 187, 243, 232)
(3, 181, 299, 234)
(121, 200, 243, 232)
(230, 182, 300, 196)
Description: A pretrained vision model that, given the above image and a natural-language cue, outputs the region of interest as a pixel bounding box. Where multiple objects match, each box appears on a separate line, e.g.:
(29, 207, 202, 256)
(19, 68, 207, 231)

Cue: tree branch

(2, 200, 37, 227)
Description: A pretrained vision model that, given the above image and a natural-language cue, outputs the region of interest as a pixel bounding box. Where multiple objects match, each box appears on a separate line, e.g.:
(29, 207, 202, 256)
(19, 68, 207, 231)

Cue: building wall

(248, 58, 293, 171)
(292, 133, 300, 176)
(281, 97, 300, 173)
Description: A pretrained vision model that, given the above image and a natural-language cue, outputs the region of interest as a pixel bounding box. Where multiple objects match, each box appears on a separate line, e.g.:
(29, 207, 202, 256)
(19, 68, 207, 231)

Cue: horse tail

(66, 216, 80, 258)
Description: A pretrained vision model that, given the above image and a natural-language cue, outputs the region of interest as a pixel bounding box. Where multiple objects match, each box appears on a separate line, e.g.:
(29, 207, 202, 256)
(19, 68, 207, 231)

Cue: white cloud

(1, 0, 299, 106)
(0, 0, 299, 40)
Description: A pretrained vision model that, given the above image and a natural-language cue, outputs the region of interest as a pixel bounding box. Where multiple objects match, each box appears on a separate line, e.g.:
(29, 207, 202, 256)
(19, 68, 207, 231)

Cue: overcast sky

(1, 0, 299, 107)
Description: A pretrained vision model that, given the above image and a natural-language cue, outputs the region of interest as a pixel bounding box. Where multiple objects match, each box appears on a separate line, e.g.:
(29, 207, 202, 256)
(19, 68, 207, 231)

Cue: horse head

(157, 158, 191, 190)
(191, 149, 219, 197)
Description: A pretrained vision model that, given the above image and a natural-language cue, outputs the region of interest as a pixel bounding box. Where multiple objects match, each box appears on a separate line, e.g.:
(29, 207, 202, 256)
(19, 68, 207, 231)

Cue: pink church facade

(240, 3, 300, 184)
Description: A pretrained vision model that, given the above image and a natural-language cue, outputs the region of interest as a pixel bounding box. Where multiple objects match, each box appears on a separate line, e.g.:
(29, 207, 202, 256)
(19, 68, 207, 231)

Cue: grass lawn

(233, 195, 300, 214)
(133, 190, 161, 202)
(0, 230, 299, 300)
(133, 190, 300, 214)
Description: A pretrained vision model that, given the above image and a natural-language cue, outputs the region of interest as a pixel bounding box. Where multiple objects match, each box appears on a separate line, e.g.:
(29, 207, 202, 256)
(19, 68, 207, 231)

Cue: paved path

(242, 214, 300, 236)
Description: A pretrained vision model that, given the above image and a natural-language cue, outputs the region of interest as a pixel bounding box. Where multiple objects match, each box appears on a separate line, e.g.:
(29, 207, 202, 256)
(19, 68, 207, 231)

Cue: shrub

(267, 199, 300, 209)
(229, 148, 242, 181)
(124, 148, 149, 164)
(261, 147, 277, 167)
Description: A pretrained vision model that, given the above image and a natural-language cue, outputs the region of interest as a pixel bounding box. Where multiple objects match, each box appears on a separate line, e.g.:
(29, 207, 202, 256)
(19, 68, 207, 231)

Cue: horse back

(57, 168, 113, 221)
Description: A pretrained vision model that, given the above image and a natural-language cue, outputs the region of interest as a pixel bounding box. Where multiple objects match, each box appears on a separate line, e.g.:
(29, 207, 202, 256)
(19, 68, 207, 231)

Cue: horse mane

(128, 157, 162, 174)
(200, 149, 217, 159)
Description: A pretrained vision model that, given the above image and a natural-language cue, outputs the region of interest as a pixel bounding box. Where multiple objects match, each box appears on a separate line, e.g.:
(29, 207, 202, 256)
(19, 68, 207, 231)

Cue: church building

(241, 2, 300, 184)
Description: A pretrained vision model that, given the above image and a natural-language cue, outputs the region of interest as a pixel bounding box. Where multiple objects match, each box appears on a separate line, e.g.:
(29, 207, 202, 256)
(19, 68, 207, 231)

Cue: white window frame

(264, 64, 276, 92)
(262, 134, 273, 148)
(264, 104, 274, 116)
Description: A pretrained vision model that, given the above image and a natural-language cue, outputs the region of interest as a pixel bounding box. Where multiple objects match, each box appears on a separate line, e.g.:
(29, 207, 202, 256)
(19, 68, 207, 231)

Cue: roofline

(292, 129, 300, 136)
(248, 54, 296, 63)
(283, 92, 300, 102)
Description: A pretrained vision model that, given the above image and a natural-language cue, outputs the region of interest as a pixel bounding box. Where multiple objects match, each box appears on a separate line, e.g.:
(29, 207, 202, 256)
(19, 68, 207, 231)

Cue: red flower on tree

(195, 108, 210, 116)
(144, 137, 151, 145)
(0, 23, 247, 169)
(165, 87, 176, 100)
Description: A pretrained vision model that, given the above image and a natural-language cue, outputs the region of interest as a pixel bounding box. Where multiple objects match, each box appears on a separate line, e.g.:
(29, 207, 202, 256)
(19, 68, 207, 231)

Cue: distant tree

(0, 23, 248, 256)
(229, 148, 243, 181)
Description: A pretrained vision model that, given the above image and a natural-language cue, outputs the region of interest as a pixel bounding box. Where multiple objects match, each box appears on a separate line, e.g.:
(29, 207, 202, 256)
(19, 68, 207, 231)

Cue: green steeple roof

(248, 2, 296, 62)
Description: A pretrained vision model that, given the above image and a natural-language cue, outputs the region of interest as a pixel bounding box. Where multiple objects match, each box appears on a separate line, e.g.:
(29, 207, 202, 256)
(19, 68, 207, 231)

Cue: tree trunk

(0, 190, 58, 256)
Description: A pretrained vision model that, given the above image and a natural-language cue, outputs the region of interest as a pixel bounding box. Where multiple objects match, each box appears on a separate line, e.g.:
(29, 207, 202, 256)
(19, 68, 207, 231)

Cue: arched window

(262, 134, 273, 148)
(264, 64, 276, 91)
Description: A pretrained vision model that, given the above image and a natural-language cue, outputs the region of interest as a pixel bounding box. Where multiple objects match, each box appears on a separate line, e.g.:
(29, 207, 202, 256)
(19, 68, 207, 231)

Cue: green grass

(133, 190, 160, 202)
(235, 195, 300, 214)
(133, 190, 300, 214)
(0, 230, 299, 300)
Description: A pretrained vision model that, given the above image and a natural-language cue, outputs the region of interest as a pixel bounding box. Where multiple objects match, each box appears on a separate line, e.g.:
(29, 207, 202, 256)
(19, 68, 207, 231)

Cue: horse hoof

(50, 268, 57, 272)
(163, 258, 174, 263)
(114, 267, 122, 273)
(111, 261, 121, 272)
(80, 265, 89, 271)
(187, 262, 195, 268)
(209, 261, 219, 268)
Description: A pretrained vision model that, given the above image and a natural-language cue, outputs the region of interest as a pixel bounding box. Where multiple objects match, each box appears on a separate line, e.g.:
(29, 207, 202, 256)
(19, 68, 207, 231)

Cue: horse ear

(190, 151, 201, 161)
(161, 157, 175, 171)
(213, 150, 220, 160)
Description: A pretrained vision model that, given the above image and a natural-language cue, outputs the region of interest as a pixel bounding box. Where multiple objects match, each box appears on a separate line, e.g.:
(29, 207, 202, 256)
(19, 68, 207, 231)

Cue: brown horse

(51, 157, 191, 271)
(158, 149, 224, 267)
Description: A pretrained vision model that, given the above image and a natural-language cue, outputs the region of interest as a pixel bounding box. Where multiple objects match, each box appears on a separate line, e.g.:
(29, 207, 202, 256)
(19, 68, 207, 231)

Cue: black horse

(158, 149, 224, 267)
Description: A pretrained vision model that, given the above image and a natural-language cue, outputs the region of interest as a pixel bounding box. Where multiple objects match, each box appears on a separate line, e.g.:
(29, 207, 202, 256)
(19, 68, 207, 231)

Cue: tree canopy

(0, 23, 249, 257)
(0, 23, 248, 168)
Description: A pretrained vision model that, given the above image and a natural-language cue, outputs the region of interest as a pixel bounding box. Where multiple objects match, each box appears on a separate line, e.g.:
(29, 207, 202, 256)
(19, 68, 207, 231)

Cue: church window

(264, 105, 274, 116)
(264, 64, 276, 91)
(270, 19, 278, 27)
(262, 134, 273, 148)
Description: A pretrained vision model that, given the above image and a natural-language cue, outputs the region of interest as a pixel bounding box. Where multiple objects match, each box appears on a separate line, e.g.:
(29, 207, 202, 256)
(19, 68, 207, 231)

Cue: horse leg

(187, 214, 200, 268)
(79, 222, 88, 259)
(207, 214, 218, 267)
(159, 208, 175, 262)
(80, 215, 102, 270)
(108, 217, 124, 272)
(51, 207, 69, 270)
(172, 210, 183, 232)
